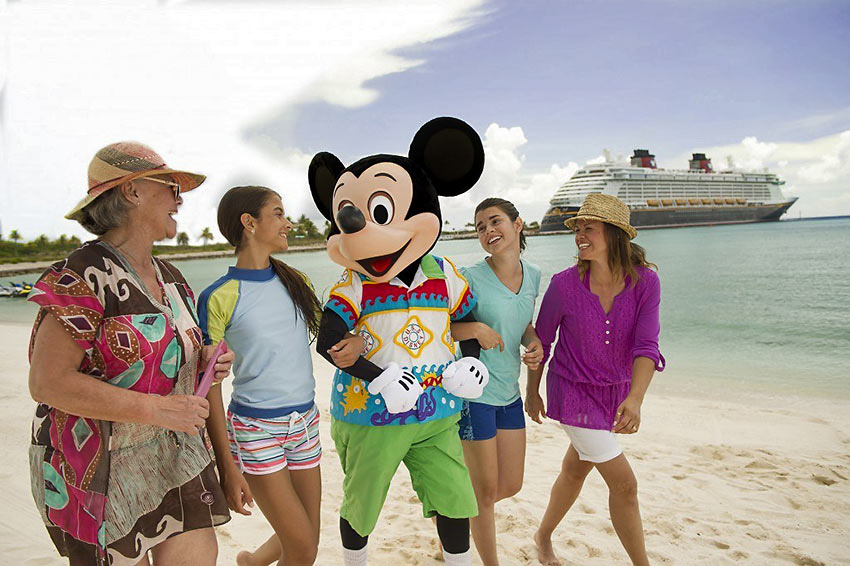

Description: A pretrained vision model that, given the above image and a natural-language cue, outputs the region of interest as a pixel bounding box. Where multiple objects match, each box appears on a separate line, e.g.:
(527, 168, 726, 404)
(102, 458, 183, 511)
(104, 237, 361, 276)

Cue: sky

(1, 0, 849, 242)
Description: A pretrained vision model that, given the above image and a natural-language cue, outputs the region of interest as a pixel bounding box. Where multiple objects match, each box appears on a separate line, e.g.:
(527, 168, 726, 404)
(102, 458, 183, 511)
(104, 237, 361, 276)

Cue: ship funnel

(689, 153, 713, 173)
(630, 149, 656, 169)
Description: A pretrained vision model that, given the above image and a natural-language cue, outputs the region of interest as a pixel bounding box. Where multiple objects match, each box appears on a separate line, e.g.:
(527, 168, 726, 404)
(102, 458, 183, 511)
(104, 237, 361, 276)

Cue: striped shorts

(226, 404, 322, 475)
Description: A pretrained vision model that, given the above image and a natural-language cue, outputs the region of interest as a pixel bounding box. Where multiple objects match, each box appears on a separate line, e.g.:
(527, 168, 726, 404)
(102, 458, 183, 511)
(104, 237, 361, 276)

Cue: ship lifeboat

(689, 198, 700, 205)
(646, 199, 659, 206)
(661, 199, 673, 206)
(675, 199, 688, 205)
(736, 198, 746, 204)
(725, 198, 736, 205)
(702, 198, 713, 205)
(713, 198, 725, 205)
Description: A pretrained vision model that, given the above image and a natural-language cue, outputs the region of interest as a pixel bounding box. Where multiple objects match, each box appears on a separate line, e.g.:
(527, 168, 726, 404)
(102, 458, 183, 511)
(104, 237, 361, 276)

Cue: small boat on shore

(0, 282, 33, 298)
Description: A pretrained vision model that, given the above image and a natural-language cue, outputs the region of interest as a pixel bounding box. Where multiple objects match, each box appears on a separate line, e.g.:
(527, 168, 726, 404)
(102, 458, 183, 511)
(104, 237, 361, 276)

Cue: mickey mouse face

(334, 163, 411, 232)
(309, 117, 484, 283)
(330, 162, 440, 280)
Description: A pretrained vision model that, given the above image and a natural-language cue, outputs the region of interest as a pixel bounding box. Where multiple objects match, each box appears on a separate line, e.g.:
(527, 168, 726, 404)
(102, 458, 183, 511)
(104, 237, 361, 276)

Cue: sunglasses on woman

(144, 176, 182, 200)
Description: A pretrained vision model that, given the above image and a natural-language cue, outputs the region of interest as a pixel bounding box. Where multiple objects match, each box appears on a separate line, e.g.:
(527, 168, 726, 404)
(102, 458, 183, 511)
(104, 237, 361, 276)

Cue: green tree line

(0, 216, 330, 265)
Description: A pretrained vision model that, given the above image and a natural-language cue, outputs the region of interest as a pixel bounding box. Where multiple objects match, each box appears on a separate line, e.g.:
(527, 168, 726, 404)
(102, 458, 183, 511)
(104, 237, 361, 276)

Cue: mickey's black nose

(337, 205, 367, 234)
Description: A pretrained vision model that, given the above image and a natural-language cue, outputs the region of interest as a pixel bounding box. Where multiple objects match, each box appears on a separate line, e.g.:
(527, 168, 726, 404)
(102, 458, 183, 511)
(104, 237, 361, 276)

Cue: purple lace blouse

(536, 265, 665, 430)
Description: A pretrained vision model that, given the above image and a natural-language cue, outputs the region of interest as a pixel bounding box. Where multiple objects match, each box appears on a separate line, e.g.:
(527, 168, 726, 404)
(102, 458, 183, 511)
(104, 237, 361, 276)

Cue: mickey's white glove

(367, 362, 422, 414)
(441, 357, 489, 399)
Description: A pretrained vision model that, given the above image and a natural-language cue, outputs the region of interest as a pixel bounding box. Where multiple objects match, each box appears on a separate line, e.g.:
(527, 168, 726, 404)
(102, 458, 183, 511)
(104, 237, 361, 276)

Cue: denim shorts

(458, 397, 526, 441)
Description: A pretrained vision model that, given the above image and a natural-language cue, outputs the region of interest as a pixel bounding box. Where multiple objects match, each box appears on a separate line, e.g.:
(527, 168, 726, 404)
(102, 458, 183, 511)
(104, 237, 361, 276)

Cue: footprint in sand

(769, 548, 826, 566)
(689, 445, 728, 460)
(745, 460, 778, 470)
(712, 540, 731, 550)
(829, 467, 848, 480)
(811, 474, 837, 486)
(586, 545, 602, 558)
(792, 555, 825, 566)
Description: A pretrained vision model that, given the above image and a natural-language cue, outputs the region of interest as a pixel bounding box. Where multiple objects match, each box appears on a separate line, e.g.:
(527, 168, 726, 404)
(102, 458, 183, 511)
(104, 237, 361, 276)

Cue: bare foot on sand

(236, 550, 255, 566)
(534, 530, 561, 566)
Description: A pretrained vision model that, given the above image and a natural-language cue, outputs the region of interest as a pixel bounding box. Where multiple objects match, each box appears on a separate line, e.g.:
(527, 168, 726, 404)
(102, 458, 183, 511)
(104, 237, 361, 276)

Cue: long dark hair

(474, 197, 527, 252)
(217, 186, 322, 338)
(577, 222, 656, 283)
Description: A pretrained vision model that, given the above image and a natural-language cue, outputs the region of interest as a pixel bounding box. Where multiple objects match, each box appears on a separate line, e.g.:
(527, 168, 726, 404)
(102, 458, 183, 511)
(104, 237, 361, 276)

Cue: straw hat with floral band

(65, 141, 206, 221)
(564, 192, 637, 240)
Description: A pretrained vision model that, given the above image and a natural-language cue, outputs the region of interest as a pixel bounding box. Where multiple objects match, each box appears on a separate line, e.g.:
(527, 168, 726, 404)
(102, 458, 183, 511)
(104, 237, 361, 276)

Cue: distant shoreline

(0, 243, 327, 278)
(0, 230, 571, 277)
(1, 215, 845, 278)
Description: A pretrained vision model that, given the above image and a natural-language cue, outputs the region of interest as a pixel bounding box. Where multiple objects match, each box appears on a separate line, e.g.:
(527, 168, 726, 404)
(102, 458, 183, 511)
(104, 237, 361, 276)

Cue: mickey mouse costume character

(311, 117, 489, 566)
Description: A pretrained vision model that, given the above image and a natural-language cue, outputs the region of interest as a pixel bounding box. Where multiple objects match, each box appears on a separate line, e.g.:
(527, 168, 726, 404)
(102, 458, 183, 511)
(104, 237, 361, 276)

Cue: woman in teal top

(452, 198, 543, 566)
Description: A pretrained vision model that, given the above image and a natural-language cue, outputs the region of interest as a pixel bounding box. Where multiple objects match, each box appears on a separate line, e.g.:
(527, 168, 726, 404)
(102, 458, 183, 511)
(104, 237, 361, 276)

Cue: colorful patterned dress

(27, 241, 229, 565)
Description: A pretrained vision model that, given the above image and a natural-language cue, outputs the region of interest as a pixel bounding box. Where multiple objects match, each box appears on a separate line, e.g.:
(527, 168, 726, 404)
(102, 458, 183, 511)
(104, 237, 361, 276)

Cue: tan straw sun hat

(564, 193, 637, 239)
(65, 141, 206, 221)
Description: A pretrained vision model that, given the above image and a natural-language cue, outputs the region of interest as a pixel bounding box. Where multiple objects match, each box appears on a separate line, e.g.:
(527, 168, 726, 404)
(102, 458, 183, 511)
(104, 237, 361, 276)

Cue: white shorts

(562, 424, 622, 463)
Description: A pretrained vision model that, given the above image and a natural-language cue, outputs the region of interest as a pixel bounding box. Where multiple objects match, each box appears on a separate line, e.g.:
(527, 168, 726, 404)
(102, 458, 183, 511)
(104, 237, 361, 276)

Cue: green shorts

(331, 414, 478, 537)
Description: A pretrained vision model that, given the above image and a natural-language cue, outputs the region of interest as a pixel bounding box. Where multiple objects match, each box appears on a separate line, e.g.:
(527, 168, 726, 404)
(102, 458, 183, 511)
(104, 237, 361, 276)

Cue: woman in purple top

(526, 194, 664, 566)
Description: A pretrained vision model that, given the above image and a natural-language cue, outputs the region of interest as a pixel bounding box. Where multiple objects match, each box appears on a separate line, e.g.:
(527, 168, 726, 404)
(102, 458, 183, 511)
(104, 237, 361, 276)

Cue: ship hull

(540, 200, 797, 232)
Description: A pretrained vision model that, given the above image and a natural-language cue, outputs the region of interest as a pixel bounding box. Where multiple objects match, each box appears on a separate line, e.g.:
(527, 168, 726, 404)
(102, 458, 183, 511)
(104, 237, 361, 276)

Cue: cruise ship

(539, 149, 798, 232)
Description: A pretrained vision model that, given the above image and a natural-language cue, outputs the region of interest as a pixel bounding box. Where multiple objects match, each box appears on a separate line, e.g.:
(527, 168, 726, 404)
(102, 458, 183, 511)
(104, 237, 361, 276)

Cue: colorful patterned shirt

(27, 241, 211, 548)
(326, 255, 475, 427)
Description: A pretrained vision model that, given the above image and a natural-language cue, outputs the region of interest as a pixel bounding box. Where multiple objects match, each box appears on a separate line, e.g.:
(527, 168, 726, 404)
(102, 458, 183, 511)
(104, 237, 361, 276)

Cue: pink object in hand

(195, 341, 228, 397)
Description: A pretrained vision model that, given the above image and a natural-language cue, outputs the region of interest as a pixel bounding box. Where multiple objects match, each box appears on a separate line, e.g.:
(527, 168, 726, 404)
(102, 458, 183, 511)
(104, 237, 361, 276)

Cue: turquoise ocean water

(2, 218, 848, 398)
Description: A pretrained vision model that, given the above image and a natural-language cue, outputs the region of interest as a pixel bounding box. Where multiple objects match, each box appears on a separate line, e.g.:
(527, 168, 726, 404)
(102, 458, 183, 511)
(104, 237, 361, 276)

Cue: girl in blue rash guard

(450, 198, 543, 566)
(198, 186, 362, 566)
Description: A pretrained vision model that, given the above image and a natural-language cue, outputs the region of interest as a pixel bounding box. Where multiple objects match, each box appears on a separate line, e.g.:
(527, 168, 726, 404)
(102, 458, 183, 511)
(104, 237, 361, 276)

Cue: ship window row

(622, 173, 769, 182)
(560, 186, 608, 193)
(564, 179, 612, 185)
(617, 190, 772, 199)
(617, 184, 771, 198)
(559, 185, 772, 195)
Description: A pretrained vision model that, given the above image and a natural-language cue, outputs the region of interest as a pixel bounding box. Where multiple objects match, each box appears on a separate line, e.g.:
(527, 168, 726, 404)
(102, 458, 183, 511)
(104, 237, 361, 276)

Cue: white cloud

(0, 0, 485, 241)
(442, 123, 579, 229)
(795, 130, 850, 184)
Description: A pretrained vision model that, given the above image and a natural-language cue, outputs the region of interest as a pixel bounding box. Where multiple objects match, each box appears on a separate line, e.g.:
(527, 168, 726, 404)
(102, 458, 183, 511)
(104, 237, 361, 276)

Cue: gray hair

(77, 186, 133, 235)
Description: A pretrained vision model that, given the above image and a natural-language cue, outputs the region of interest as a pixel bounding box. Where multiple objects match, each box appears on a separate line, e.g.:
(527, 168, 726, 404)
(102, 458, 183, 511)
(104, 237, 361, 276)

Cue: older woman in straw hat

(27, 142, 235, 565)
(525, 193, 665, 566)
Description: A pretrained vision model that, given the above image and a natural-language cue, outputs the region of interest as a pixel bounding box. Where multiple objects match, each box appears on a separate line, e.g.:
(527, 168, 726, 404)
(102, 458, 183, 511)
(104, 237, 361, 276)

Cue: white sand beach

(1, 321, 848, 565)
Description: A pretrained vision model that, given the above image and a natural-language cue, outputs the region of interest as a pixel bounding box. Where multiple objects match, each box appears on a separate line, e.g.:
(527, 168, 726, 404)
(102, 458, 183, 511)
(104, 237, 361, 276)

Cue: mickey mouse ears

(409, 117, 485, 197)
